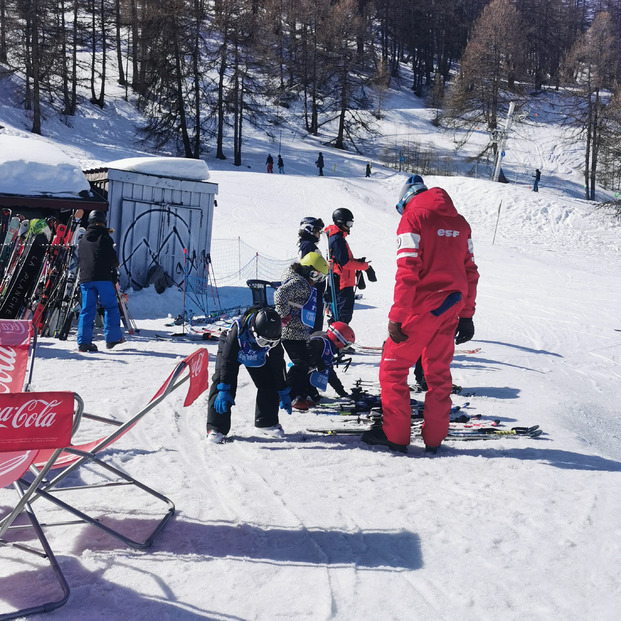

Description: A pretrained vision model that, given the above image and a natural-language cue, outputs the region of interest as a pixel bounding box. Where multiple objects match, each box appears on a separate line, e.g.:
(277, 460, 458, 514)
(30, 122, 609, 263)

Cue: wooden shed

(86, 157, 218, 291)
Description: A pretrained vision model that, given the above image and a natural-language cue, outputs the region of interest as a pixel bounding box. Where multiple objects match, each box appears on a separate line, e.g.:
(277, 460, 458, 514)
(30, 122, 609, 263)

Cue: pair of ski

(354, 344, 482, 355)
(306, 421, 543, 440)
(352, 377, 466, 396)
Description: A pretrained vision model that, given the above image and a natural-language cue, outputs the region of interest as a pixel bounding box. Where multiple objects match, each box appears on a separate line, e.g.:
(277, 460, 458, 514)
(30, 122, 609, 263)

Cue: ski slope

(1, 73, 621, 620)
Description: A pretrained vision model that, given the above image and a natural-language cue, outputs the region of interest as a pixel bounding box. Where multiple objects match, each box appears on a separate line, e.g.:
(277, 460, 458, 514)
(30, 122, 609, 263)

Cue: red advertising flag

(183, 348, 209, 407)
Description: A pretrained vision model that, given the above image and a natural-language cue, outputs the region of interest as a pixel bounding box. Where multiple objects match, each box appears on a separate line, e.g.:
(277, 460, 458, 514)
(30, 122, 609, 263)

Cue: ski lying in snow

(317, 400, 471, 418)
(353, 378, 467, 395)
(353, 345, 481, 355)
(306, 424, 542, 440)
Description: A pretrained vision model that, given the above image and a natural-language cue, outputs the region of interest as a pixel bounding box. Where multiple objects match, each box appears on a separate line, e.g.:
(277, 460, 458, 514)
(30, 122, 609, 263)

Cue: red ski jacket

(389, 187, 479, 324)
(325, 224, 368, 289)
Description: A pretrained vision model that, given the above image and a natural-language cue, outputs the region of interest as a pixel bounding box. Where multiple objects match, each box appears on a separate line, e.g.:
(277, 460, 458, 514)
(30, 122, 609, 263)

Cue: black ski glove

(455, 317, 475, 345)
(356, 271, 366, 289)
(388, 320, 408, 344)
(366, 265, 377, 282)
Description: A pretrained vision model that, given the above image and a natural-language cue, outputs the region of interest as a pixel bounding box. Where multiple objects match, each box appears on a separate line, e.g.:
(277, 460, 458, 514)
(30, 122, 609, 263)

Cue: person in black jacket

(315, 152, 324, 176)
(297, 217, 325, 332)
(77, 210, 123, 352)
(206, 307, 292, 444)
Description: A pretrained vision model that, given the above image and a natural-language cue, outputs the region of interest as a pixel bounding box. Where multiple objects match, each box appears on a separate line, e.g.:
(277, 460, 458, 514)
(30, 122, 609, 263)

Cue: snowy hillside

(2, 73, 621, 620)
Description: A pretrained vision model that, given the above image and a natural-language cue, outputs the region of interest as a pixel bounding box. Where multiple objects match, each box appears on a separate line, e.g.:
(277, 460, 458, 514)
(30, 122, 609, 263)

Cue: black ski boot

(78, 342, 98, 352)
(361, 426, 407, 453)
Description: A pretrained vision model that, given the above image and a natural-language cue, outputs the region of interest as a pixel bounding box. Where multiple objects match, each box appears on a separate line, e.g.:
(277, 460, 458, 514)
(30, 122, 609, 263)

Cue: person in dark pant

(274, 253, 329, 410)
(315, 152, 324, 176)
(325, 208, 374, 325)
(297, 216, 326, 332)
(206, 307, 291, 444)
(77, 210, 123, 352)
(533, 168, 541, 192)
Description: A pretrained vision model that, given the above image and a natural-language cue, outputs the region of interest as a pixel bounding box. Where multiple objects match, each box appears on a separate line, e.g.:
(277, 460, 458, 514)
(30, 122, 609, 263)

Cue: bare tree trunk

(0, 0, 7, 63)
(192, 0, 202, 157)
(115, 0, 126, 86)
(30, 0, 41, 134)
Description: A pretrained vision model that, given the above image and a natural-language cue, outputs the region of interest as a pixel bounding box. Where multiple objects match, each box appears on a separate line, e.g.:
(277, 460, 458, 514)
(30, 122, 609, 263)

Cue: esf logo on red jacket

(437, 229, 460, 237)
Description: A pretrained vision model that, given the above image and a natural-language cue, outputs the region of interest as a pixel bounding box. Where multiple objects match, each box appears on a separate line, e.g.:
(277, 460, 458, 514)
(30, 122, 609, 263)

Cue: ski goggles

(250, 326, 280, 350)
(309, 268, 327, 283)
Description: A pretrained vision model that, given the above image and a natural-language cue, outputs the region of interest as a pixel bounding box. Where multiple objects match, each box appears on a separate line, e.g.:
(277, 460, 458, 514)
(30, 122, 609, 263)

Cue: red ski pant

(380, 304, 461, 446)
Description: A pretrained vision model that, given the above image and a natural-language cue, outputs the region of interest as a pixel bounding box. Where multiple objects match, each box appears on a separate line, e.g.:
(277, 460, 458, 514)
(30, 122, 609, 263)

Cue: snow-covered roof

(106, 156, 210, 181)
(0, 134, 91, 197)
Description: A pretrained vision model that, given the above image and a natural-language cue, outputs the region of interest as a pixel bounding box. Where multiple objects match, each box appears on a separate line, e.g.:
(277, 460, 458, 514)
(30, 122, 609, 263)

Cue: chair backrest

(0, 391, 76, 492)
(0, 319, 35, 393)
(246, 279, 280, 308)
(34, 348, 209, 470)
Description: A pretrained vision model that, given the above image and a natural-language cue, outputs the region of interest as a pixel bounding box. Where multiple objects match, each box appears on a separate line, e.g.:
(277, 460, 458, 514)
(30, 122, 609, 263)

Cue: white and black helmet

(299, 217, 324, 237)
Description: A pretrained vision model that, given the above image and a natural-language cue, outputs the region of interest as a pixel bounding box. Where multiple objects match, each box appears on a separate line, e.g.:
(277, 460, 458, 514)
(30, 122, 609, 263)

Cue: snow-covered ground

(1, 70, 621, 620)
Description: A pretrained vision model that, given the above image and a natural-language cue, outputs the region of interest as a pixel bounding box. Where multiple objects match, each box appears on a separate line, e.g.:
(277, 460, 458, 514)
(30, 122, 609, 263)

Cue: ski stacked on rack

(30, 221, 71, 330)
(0, 219, 51, 319)
(0, 209, 12, 246)
(54, 225, 86, 340)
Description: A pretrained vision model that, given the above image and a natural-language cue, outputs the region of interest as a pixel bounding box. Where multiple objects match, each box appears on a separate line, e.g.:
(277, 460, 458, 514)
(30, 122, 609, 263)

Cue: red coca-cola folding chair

(0, 391, 83, 620)
(0, 319, 37, 393)
(22, 348, 209, 550)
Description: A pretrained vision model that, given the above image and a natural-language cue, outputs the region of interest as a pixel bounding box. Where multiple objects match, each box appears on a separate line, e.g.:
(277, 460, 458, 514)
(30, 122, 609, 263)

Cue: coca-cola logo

(0, 398, 61, 429)
(0, 450, 33, 477)
(0, 346, 18, 394)
(0, 320, 31, 345)
(188, 350, 207, 378)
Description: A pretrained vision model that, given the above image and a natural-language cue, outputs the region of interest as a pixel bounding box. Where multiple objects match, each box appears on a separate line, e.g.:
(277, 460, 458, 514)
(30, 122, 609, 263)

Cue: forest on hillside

(1, 0, 621, 198)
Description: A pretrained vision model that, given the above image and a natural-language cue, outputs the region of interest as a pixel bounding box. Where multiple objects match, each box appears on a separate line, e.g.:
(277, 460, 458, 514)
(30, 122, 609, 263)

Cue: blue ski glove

(214, 383, 235, 414)
(278, 387, 292, 415)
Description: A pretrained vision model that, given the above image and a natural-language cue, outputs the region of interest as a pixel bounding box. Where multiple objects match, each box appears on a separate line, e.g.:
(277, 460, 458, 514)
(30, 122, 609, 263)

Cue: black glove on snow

(455, 317, 475, 345)
(366, 265, 377, 282)
(356, 271, 366, 289)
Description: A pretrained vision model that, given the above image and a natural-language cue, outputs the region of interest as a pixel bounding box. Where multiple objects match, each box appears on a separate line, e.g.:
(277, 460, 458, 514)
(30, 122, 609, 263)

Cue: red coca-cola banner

(0, 320, 33, 394)
(182, 348, 209, 407)
(0, 391, 74, 451)
(152, 348, 209, 407)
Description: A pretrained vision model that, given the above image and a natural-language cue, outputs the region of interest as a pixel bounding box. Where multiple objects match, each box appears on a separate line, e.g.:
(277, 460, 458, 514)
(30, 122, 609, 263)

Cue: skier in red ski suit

(362, 175, 479, 453)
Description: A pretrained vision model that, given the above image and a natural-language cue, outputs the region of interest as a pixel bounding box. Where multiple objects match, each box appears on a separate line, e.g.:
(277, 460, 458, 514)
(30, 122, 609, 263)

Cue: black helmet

(88, 210, 107, 224)
(250, 308, 282, 349)
(332, 208, 354, 232)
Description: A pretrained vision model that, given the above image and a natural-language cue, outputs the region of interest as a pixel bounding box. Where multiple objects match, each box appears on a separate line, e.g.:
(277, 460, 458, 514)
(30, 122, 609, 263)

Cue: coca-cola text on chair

(0, 391, 83, 620)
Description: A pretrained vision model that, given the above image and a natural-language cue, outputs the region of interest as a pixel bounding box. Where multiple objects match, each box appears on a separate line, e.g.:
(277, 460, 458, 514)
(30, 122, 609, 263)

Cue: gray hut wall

(106, 169, 217, 291)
